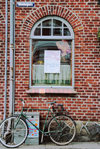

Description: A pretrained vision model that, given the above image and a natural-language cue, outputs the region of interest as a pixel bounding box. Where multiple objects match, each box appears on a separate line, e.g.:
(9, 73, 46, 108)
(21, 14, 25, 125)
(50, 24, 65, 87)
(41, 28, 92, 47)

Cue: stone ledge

(26, 88, 77, 94)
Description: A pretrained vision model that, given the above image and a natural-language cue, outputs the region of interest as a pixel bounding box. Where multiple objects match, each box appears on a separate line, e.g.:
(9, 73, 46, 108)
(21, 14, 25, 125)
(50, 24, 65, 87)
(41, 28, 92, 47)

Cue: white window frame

(29, 16, 74, 89)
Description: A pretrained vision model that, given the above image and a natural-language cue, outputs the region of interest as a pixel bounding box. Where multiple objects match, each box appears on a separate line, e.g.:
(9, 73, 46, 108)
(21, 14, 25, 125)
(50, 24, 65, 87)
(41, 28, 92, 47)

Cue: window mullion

(41, 22, 42, 36)
(51, 18, 53, 36)
(62, 23, 63, 36)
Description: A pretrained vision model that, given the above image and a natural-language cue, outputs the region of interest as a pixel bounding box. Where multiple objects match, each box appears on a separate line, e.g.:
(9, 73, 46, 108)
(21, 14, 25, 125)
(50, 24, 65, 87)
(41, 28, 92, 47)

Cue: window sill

(26, 88, 77, 94)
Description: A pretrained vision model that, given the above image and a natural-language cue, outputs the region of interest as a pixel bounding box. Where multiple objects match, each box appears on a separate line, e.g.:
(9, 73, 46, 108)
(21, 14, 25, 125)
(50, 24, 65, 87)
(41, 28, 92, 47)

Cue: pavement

(0, 142, 100, 149)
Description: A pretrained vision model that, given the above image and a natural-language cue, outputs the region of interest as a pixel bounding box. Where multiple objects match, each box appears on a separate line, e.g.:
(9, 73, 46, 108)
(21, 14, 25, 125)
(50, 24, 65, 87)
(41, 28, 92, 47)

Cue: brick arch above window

(21, 5, 84, 36)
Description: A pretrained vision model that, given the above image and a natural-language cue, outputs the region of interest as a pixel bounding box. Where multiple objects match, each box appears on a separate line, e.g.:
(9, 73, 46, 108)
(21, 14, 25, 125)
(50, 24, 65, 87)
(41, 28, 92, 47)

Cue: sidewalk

(0, 142, 100, 149)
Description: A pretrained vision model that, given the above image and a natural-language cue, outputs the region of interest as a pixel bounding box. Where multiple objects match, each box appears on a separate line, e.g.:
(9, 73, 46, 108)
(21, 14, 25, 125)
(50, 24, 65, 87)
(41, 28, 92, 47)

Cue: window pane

(42, 19, 51, 27)
(64, 28, 71, 36)
(42, 28, 51, 36)
(34, 28, 41, 36)
(32, 40, 72, 86)
(53, 28, 62, 36)
(63, 23, 67, 27)
(53, 20, 62, 27)
(37, 23, 41, 27)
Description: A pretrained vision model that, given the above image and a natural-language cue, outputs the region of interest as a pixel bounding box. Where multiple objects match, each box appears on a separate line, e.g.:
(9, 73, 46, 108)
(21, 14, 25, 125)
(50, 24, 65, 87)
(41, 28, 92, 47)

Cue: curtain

(33, 64, 71, 85)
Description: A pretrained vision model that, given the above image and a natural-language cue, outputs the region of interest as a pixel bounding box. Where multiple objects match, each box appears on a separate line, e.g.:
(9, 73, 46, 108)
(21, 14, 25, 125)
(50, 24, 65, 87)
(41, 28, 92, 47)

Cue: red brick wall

(0, 1, 10, 120)
(0, 0, 100, 121)
(0, 3, 6, 120)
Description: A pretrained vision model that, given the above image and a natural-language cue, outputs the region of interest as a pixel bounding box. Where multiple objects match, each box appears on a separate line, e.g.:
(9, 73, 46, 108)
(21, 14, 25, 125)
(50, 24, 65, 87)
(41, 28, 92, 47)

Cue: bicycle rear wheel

(48, 115, 76, 145)
(0, 116, 28, 148)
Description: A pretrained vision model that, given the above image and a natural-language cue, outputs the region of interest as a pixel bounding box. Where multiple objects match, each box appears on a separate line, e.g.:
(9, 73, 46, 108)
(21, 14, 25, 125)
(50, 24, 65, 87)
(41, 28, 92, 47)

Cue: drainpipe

(13, 0, 15, 115)
(10, 0, 15, 116)
(4, 0, 8, 120)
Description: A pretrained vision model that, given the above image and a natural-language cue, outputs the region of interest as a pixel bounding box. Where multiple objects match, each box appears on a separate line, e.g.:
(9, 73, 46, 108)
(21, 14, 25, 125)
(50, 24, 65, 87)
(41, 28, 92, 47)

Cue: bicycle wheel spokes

(0, 116, 28, 148)
(48, 115, 76, 145)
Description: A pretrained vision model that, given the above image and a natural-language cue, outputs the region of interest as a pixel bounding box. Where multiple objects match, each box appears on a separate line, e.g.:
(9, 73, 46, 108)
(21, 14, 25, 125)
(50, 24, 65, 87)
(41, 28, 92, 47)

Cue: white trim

(29, 39, 32, 88)
(51, 18, 53, 36)
(72, 39, 75, 88)
(29, 86, 74, 89)
(30, 36, 74, 40)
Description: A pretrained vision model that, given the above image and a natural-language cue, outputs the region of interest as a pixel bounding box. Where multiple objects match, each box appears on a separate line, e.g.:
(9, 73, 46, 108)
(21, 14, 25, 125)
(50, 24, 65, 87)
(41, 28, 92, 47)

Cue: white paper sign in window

(44, 50, 61, 73)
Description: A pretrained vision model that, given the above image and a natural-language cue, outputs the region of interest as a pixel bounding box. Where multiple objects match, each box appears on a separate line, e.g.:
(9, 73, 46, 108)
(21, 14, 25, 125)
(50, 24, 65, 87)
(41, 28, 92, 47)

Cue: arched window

(30, 16, 74, 89)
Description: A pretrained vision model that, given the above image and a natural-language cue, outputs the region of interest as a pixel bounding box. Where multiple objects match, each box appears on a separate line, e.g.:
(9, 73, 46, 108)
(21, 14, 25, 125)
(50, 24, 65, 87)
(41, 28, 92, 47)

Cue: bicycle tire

(48, 115, 76, 145)
(0, 116, 28, 148)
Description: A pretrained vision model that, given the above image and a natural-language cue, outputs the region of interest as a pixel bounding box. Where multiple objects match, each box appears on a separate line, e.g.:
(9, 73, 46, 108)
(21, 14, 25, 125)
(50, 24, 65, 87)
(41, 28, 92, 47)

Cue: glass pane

(33, 41, 57, 64)
(32, 40, 72, 86)
(34, 28, 41, 36)
(42, 19, 51, 27)
(64, 28, 71, 36)
(42, 28, 51, 36)
(53, 28, 62, 36)
(37, 23, 41, 27)
(53, 20, 62, 27)
(64, 23, 67, 27)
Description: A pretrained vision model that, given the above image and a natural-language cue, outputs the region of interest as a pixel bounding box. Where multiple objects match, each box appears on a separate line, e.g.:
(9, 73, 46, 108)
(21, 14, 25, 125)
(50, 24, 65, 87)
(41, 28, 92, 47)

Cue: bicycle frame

(15, 105, 62, 135)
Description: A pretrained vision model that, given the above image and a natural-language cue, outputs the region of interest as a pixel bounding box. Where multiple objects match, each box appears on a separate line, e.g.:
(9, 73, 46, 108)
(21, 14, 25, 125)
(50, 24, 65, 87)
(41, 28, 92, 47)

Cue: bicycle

(0, 99, 76, 148)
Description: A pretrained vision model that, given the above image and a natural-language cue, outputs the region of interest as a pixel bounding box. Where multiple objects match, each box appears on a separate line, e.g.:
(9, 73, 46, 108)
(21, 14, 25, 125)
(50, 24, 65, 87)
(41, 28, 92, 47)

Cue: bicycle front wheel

(0, 116, 28, 148)
(48, 115, 76, 145)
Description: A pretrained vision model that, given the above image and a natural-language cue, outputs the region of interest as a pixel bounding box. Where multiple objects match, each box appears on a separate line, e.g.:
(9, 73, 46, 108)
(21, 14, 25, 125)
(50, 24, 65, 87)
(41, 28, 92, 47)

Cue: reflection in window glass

(53, 28, 62, 36)
(42, 28, 51, 36)
(63, 23, 67, 27)
(32, 40, 72, 86)
(64, 28, 71, 36)
(42, 19, 51, 27)
(53, 20, 62, 27)
(37, 23, 41, 27)
(34, 28, 41, 36)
